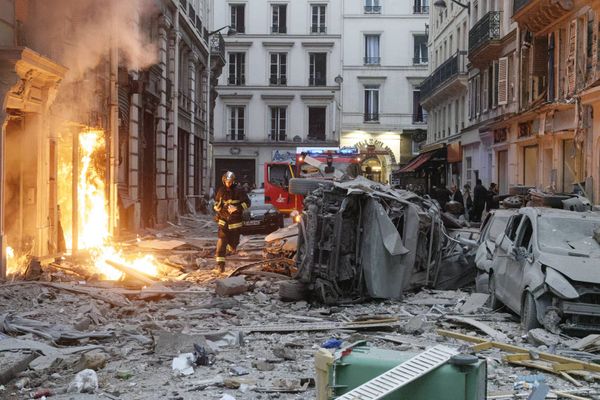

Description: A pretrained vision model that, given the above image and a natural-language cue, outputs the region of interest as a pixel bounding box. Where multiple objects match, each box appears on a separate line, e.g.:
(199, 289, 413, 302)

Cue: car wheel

(521, 292, 541, 331)
(279, 280, 309, 302)
(488, 274, 503, 310)
(475, 273, 489, 294)
(288, 178, 334, 195)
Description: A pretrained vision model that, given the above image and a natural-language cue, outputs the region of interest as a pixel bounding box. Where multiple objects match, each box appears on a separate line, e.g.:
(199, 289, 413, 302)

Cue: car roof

(519, 207, 600, 220)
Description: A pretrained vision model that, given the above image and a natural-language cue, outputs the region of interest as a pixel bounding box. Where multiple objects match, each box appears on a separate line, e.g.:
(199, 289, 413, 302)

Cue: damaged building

(0, 0, 225, 278)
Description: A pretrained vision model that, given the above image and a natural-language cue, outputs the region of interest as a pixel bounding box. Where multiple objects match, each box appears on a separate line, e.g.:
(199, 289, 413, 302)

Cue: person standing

(487, 182, 499, 210)
(463, 184, 473, 220)
(472, 179, 488, 222)
(213, 171, 250, 273)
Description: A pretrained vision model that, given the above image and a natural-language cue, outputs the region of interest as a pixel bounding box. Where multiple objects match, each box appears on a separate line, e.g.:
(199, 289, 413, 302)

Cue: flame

(58, 129, 160, 281)
(6, 246, 28, 276)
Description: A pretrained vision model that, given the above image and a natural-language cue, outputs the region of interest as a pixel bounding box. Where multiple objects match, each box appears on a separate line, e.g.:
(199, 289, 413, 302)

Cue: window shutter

(482, 71, 488, 112)
(567, 18, 577, 95)
(498, 57, 508, 105)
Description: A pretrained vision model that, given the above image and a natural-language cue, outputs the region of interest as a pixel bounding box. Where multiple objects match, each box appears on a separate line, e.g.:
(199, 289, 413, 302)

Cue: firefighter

(213, 171, 250, 273)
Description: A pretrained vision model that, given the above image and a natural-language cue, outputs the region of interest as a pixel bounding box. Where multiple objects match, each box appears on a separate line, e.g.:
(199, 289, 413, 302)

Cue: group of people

(433, 179, 499, 222)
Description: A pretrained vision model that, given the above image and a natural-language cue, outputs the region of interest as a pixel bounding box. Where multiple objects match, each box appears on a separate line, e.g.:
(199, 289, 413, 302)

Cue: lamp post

(206, 25, 236, 190)
(433, 0, 470, 12)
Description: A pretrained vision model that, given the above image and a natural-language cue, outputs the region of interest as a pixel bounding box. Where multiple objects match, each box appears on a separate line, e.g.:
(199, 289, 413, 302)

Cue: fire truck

(264, 147, 360, 215)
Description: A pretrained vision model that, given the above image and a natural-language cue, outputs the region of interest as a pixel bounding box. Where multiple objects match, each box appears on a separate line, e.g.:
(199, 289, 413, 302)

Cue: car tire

(521, 292, 541, 331)
(488, 274, 503, 310)
(475, 273, 489, 294)
(279, 280, 309, 302)
(288, 178, 334, 195)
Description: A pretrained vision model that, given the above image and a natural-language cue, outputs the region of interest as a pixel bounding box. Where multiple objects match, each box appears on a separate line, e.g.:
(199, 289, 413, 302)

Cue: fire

(58, 129, 160, 281)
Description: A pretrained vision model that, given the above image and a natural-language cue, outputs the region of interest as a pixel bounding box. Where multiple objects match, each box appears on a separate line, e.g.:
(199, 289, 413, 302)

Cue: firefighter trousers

(215, 221, 242, 265)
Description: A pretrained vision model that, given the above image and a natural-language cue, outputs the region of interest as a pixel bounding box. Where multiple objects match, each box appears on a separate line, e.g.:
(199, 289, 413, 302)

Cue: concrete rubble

(0, 214, 599, 399)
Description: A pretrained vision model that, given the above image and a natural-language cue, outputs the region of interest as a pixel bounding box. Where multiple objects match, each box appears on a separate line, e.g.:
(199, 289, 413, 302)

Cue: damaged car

(285, 177, 451, 304)
(488, 207, 600, 334)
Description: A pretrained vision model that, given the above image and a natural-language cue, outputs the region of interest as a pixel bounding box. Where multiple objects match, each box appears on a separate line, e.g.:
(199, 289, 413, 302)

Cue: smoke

(27, 0, 159, 82)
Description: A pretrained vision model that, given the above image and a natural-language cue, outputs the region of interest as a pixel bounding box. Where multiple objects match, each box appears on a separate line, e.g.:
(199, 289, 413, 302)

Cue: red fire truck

(264, 147, 360, 215)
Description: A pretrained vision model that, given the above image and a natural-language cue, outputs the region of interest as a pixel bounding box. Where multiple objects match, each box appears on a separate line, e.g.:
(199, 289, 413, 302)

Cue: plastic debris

(172, 353, 195, 376)
(321, 338, 343, 349)
(66, 369, 98, 393)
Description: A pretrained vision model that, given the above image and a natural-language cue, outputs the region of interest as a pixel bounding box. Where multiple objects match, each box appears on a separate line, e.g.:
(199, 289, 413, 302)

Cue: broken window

(228, 52, 245, 85)
(308, 107, 326, 140)
(230, 4, 245, 33)
(506, 215, 523, 241)
(518, 217, 533, 251)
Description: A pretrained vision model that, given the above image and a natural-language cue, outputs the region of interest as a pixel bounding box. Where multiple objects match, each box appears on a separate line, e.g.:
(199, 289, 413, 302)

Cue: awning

(398, 151, 434, 172)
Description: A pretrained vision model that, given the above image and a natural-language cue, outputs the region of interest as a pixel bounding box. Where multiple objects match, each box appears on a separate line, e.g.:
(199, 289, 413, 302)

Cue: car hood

(244, 207, 277, 218)
(539, 253, 600, 284)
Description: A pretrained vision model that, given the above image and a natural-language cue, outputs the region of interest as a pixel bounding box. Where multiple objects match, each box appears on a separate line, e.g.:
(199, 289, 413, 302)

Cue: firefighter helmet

(222, 171, 236, 185)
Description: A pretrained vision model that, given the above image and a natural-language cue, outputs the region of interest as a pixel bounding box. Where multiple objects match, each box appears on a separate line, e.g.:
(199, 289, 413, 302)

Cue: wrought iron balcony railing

(469, 11, 501, 54)
(209, 32, 225, 62)
(227, 75, 246, 86)
(513, 0, 530, 15)
(419, 51, 467, 100)
(269, 76, 287, 86)
(364, 112, 379, 122)
(364, 5, 382, 13)
(364, 57, 381, 65)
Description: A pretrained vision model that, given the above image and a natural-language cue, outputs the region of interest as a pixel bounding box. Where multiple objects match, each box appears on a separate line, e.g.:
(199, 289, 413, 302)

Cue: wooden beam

(106, 259, 156, 285)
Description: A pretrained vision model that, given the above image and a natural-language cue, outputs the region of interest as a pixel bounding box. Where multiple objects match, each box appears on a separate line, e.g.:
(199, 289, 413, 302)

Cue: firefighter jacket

(213, 184, 250, 229)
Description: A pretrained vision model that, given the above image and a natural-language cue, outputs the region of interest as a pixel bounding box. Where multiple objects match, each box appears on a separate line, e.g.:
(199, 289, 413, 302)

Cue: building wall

(212, 0, 342, 187)
(341, 0, 429, 183)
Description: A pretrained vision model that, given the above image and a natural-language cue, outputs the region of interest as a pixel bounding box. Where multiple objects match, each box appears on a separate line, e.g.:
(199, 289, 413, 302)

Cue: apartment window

(364, 35, 381, 64)
(413, 91, 425, 123)
(311, 5, 326, 34)
(465, 156, 473, 187)
(269, 53, 287, 85)
(228, 106, 245, 140)
(270, 107, 287, 141)
(228, 53, 245, 85)
(272, 4, 287, 34)
(309, 53, 327, 86)
(414, 0, 429, 14)
(308, 107, 326, 140)
(413, 35, 428, 64)
(230, 4, 245, 34)
(364, 0, 381, 13)
(364, 85, 379, 122)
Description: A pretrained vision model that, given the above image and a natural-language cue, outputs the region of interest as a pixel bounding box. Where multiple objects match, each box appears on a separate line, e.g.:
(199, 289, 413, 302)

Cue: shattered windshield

(488, 215, 510, 242)
(538, 216, 600, 254)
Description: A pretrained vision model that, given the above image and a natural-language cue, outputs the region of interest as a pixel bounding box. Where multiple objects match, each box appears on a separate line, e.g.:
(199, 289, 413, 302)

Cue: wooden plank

(559, 372, 582, 387)
(470, 342, 493, 352)
(504, 353, 532, 362)
(437, 329, 600, 374)
(106, 259, 156, 285)
(553, 363, 584, 372)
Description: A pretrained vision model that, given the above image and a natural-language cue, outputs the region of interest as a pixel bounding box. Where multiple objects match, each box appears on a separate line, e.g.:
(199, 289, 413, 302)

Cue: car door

(501, 216, 533, 313)
(493, 214, 522, 304)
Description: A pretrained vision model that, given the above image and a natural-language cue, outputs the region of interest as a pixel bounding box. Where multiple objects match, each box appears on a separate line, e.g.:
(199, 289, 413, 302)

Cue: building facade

(340, 0, 429, 184)
(212, 0, 342, 188)
(0, 0, 222, 277)
(418, 0, 469, 192)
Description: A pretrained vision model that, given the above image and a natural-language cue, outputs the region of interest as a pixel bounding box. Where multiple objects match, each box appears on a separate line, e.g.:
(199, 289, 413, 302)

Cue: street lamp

(206, 25, 236, 189)
(433, 0, 470, 12)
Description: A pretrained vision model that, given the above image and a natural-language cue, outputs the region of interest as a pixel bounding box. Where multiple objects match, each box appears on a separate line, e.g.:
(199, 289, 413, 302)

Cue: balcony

(468, 11, 502, 67)
(412, 113, 428, 124)
(413, 5, 429, 13)
(420, 51, 468, 107)
(364, 57, 381, 65)
(364, 113, 379, 122)
(364, 5, 382, 13)
(311, 25, 327, 34)
(512, 0, 572, 33)
(209, 32, 226, 66)
(269, 76, 287, 86)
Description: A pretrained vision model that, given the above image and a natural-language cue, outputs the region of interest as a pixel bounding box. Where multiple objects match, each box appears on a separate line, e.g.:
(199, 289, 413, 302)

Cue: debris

(192, 344, 213, 366)
(572, 334, 600, 353)
(273, 346, 297, 361)
(203, 330, 244, 350)
(444, 316, 508, 342)
(232, 318, 404, 334)
(136, 239, 188, 250)
(153, 330, 209, 357)
(528, 329, 561, 347)
(115, 370, 133, 380)
(73, 351, 109, 372)
(67, 369, 99, 393)
(255, 378, 310, 393)
(252, 360, 275, 371)
(105, 259, 156, 285)
(403, 315, 427, 334)
(229, 366, 249, 376)
(527, 383, 550, 400)
(219, 394, 237, 400)
(458, 293, 489, 314)
(0, 352, 37, 384)
(321, 338, 343, 349)
(215, 276, 248, 297)
(172, 353, 195, 376)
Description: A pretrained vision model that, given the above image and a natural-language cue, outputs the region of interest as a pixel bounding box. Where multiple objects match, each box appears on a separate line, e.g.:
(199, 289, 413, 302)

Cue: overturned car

(277, 177, 477, 304)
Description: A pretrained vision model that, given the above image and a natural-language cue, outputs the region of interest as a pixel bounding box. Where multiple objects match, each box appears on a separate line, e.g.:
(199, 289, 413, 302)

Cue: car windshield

(538, 216, 600, 253)
(488, 215, 510, 242)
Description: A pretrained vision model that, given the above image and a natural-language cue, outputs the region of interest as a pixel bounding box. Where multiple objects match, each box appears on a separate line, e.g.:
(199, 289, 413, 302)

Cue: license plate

(244, 220, 261, 226)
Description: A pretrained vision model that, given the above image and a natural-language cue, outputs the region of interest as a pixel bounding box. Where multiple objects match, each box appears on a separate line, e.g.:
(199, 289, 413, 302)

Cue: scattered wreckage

(488, 207, 600, 334)
(265, 177, 479, 304)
